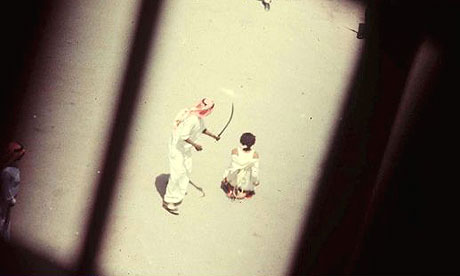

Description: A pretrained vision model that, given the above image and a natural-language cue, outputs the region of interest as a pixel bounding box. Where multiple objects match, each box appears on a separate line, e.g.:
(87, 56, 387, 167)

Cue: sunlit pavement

(12, 0, 364, 275)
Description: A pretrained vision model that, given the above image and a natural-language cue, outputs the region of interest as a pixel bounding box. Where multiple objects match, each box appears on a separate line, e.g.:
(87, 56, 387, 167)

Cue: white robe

(164, 111, 205, 204)
(223, 146, 259, 192)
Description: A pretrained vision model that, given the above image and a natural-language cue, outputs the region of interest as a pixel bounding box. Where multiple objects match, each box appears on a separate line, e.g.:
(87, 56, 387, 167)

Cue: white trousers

(164, 147, 192, 204)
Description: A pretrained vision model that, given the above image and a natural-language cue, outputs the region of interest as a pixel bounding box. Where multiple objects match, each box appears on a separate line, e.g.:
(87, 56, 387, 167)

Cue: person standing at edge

(0, 142, 26, 240)
(163, 98, 220, 215)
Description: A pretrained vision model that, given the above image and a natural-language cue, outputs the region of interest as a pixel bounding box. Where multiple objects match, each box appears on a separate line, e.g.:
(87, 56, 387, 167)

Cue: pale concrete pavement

(12, 0, 364, 275)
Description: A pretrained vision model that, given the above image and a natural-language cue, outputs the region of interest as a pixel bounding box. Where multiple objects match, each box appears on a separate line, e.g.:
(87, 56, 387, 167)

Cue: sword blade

(218, 103, 234, 137)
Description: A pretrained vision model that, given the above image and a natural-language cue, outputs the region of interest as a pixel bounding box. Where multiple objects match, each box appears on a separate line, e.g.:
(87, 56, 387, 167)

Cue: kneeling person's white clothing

(164, 112, 205, 204)
(223, 147, 259, 192)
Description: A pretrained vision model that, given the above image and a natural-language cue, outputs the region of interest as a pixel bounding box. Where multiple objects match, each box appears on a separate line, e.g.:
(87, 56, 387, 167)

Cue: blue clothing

(0, 166, 20, 240)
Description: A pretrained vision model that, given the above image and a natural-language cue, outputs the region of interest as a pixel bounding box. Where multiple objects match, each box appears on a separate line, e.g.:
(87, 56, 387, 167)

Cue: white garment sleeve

(251, 158, 260, 183)
(177, 116, 199, 141)
(222, 152, 237, 179)
(0, 170, 8, 201)
(1, 169, 16, 201)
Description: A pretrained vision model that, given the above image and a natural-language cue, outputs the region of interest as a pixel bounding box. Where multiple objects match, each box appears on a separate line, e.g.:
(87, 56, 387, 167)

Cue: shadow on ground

(154, 173, 169, 199)
(0, 239, 72, 275)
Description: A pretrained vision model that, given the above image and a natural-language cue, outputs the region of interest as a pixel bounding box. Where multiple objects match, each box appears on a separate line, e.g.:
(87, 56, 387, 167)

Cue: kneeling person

(221, 133, 260, 199)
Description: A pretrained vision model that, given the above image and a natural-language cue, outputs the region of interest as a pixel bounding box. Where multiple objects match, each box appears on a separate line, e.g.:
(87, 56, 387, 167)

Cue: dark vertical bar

(76, 0, 163, 274)
(349, 38, 444, 274)
(290, 0, 460, 274)
(289, 0, 421, 274)
(350, 1, 460, 273)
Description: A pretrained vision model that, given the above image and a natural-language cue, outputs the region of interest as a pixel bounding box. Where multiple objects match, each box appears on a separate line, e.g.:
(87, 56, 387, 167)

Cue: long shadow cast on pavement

(154, 174, 207, 198)
(154, 173, 169, 199)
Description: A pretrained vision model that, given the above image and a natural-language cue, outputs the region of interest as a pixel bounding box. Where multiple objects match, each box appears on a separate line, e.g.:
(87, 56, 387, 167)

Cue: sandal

(162, 201, 179, 215)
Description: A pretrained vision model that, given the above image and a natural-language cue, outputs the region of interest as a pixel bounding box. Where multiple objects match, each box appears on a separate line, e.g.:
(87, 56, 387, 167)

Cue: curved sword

(218, 103, 234, 138)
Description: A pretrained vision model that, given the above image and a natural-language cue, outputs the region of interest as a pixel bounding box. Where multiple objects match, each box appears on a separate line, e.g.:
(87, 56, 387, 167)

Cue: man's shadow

(154, 173, 169, 199)
(154, 173, 207, 198)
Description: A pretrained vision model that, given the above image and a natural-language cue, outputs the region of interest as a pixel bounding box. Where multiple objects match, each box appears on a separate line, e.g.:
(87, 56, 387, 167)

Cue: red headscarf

(190, 98, 215, 118)
(2, 142, 26, 167)
(173, 98, 215, 129)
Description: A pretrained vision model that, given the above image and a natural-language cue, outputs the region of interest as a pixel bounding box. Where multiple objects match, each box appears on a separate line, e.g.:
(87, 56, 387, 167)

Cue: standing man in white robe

(163, 98, 220, 215)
